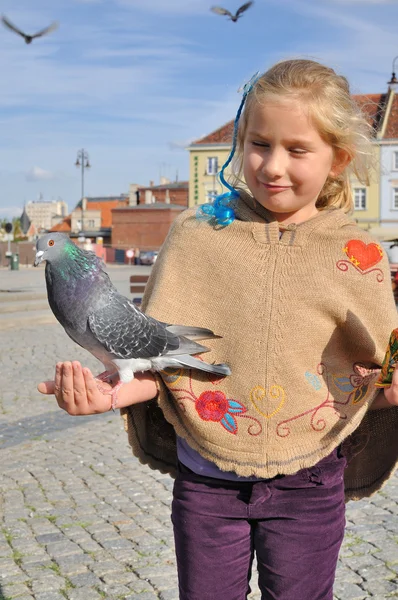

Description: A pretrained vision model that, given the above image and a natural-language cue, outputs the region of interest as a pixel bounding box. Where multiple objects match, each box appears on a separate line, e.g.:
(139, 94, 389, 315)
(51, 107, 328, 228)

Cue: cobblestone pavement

(0, 267, 397, 599)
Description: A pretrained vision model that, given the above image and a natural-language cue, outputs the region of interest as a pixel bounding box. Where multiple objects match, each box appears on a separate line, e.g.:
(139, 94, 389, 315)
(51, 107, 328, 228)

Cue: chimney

(149, 180, 154, 187)
(128, 183, 138, 206)
(145, 190, 153, 204)
(160, 176, 170, 185)
(165, 189, 170, 204)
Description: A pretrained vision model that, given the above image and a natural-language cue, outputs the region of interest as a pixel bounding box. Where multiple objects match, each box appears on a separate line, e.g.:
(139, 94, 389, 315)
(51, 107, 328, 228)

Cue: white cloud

(26, 166, 56, 182)
(0, 206, 23, 218)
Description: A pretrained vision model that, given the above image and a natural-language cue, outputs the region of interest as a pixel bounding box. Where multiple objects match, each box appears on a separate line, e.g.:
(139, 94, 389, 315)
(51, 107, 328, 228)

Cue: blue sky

(0, 0, 397, 219)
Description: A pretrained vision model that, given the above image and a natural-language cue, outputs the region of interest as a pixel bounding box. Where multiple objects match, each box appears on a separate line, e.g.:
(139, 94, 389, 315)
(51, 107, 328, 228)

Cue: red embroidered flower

(196, 390, 229, 421)
(195, 390, 247, 434)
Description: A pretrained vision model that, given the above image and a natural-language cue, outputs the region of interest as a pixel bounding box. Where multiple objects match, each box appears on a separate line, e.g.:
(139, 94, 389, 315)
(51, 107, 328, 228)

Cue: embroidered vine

(276, 362, 379, 437)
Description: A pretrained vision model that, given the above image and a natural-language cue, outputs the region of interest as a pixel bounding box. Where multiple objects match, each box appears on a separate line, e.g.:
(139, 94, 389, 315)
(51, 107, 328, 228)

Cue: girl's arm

(37, 361, 157, 415)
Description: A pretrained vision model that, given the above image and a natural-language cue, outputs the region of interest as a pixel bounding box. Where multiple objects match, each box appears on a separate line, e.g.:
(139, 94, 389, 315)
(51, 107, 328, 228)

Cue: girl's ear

(329, 149, 351, 178)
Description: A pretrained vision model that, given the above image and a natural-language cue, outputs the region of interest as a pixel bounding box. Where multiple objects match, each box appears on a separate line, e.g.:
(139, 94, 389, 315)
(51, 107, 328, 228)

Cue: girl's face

(243, 98, 341, 225)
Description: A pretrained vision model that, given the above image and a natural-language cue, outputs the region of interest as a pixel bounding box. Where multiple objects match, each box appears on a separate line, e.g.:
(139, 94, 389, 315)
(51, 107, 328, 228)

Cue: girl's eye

(290, 148, 307, 155)
(252, 141, 269, 148)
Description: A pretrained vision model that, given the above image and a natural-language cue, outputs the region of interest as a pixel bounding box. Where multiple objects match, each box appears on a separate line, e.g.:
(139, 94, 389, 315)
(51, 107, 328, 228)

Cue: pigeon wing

(210, 6, 233, 17)
(1, 15, 27, 38)
(32, 21, 59, 39)
(236, 1, 254, 16)
(87, 294, 180, 360)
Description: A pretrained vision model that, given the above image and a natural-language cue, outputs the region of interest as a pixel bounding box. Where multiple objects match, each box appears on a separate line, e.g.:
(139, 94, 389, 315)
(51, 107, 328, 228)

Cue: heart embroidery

(343, 240, 383, 271)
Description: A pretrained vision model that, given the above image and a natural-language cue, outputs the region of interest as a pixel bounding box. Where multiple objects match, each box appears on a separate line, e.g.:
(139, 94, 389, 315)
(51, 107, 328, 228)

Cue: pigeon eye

(48, 239, 55, 247)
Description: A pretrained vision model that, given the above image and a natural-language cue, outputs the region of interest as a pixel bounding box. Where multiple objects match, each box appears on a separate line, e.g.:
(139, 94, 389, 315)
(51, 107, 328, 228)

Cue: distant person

(38, 59, 398, 600)
(134, 247, 140, 265)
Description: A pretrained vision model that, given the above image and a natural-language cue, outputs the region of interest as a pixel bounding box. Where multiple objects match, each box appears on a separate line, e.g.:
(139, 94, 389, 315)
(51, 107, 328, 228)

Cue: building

(187, 122, 233, 206)
(136, 178, 188, 207)
(26, 198, 68, 231)
(112, 202, 185, 251)
(377, 89, 398, 235)
(50, 180, 188, 250)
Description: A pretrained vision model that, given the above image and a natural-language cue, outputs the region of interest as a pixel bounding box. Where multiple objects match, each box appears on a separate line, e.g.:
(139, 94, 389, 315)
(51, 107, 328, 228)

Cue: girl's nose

(262, 149, 286, 179)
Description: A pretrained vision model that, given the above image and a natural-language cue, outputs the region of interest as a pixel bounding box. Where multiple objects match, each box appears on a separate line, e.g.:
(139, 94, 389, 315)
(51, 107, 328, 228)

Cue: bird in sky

(210, 1, 254, 22)
(1, 15, 58, 44)
(34, 233, 231, 409)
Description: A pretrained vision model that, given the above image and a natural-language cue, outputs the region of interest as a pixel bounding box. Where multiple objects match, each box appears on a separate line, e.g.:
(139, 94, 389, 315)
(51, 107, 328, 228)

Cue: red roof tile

(383, 93, 398, 139)
(51, 217, 71, 232)
(193, 121, 234, 145)
(86, 199, 129, 228)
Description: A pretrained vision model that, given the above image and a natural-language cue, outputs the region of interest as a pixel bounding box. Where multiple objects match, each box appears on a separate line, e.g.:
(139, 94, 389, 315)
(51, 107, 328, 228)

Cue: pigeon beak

(34, 250, 45, 267)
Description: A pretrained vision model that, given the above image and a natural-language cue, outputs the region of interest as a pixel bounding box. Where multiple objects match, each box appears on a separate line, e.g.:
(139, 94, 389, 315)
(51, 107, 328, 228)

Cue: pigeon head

(34, 233, 80, 266)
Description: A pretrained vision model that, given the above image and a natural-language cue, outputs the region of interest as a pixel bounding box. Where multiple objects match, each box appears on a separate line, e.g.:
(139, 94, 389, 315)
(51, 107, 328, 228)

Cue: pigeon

(210, 1, 254, 22)
(34, 233, 231, 409)
(1, 15, 58, 44)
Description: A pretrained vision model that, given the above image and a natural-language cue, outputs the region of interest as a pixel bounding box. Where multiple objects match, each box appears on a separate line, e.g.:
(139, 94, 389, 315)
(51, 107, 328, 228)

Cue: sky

(0, 0, 397, 219)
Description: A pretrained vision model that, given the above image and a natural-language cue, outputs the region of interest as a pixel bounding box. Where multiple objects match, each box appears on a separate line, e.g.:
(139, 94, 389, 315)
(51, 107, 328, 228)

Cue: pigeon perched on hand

(34, 233, 231, 409)
(210, 1, 254, 22)
(1, 15, 58, 44)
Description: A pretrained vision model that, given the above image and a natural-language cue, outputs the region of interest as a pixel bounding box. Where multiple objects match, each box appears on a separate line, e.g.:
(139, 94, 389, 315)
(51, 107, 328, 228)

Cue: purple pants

(172, 450, 346, 600)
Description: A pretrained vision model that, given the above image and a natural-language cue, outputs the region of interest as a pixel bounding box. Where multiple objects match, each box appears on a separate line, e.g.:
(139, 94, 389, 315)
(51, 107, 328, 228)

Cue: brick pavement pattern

(0, 267, 397, 599)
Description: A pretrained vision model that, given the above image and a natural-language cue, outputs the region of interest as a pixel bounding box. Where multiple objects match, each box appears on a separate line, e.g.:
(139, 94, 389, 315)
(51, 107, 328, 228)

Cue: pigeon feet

(94, 371, 121, 411)
(96, 370, 117, 383)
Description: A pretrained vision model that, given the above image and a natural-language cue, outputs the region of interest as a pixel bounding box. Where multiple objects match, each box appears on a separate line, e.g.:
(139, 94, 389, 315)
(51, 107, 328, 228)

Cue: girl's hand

(38, 361, 114, 415)
(383, 365, 398, 407)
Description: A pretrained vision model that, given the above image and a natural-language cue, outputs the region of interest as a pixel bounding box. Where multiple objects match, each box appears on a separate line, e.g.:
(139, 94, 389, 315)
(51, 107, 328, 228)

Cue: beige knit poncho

(122, 191, 398, 501)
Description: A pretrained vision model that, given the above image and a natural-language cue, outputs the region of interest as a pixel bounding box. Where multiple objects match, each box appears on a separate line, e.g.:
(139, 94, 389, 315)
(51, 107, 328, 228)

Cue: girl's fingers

(71, 361, 88, 406)
(37, 380, 55, 394)
(83, 368, 111, 412)
(59, 362, 75, 406)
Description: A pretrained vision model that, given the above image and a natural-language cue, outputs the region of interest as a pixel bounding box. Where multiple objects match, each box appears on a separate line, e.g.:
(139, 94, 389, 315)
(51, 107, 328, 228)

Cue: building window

(393, 152, 398, 171)
(206, 190, 217, 203)
(354, 188, 367, 210)
(393, 188, 398, 210)
(206, 157, 218, 175)
(88, 220, 95, 228)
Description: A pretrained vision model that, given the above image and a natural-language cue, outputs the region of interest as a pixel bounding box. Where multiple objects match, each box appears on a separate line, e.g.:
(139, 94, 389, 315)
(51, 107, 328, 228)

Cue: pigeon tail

(152, 353, 231, 376)
(166, 325, 221, 341)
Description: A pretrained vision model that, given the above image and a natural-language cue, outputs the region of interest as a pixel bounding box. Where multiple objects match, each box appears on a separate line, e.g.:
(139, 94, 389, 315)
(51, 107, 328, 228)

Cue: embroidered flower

(195, 390, 246, 434)
(333, 363, 379, 404)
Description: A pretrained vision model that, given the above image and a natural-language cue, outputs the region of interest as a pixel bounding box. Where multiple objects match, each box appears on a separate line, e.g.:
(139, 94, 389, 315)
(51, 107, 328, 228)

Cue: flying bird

(1, 15, 58, 44)
(210, 1, 254, 22)
(34, 233, 231, 409)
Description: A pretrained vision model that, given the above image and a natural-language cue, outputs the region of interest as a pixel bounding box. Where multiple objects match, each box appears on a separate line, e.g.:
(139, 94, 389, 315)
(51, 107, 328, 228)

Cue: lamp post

(75, 149, 91, 234)
(387, 56, 398, 90)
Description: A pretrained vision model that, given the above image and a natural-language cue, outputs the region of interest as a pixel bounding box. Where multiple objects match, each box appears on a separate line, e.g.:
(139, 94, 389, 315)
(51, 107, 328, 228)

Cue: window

(206, 190, 217, 203)
(206, 157, 218, 175)
(88, 219, 95, 228)
(354, 188, 367, 210)
(393, 188, 398, 210)
(393, 152, 398, 170)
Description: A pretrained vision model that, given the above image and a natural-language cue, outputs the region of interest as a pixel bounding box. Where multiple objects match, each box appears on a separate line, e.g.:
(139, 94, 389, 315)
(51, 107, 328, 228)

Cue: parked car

(139, 250, 158, 265)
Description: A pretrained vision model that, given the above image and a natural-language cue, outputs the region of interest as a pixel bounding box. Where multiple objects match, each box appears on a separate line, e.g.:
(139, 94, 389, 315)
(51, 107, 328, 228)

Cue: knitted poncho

(121, 191, 398, 501)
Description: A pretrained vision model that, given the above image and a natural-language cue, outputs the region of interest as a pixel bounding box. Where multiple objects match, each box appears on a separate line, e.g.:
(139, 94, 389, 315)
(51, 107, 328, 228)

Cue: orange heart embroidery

(343, 240, 383, 271)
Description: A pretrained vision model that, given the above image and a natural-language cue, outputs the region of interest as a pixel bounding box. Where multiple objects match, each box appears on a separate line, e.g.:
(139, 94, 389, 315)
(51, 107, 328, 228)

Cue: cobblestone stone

(0, 268, 397, 600)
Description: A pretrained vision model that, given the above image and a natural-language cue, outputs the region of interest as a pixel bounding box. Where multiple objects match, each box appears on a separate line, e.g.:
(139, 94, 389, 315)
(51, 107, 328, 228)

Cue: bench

(130, 274, 150, 308)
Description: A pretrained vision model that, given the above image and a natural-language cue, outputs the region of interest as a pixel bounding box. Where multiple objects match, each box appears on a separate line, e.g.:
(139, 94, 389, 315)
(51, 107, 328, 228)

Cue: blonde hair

(231, 59, 375, 213)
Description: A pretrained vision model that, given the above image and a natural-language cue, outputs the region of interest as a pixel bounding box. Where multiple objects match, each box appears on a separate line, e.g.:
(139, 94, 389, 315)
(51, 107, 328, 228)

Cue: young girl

(38, 59, 398, 600)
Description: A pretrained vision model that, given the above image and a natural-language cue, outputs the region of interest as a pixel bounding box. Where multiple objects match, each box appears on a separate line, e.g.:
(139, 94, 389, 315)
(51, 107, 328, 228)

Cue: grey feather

(34, 233, 231, 387)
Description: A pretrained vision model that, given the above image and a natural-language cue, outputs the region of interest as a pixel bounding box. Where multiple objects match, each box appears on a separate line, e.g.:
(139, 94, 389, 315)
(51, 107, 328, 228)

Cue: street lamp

(75, 148, 91, 233)
(387, 56, 398, 90)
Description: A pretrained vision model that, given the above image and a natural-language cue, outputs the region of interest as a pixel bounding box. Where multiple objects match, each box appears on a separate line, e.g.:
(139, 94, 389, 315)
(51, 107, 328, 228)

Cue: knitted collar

(234, 188, 353, 234)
